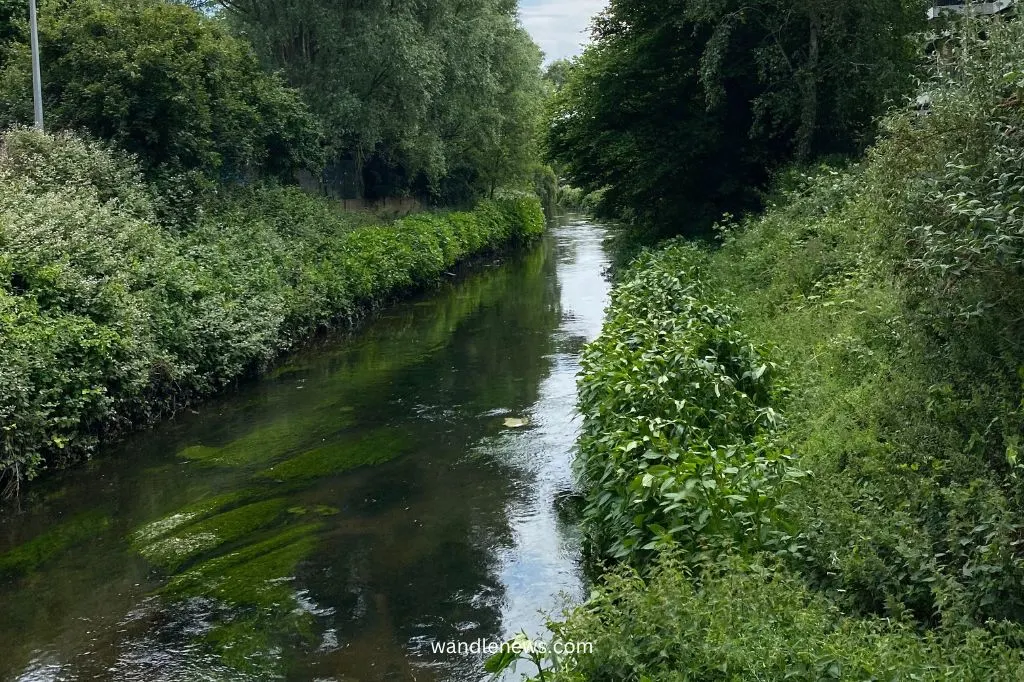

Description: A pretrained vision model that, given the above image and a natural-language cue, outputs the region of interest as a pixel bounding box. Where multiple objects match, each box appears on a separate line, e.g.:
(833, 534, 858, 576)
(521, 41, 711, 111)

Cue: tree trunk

(796, 7, 821, 161)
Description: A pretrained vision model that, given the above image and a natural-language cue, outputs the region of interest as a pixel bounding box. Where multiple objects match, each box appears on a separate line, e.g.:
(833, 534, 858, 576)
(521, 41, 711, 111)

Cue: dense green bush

(700, 17, 1024, 628)
(553, 185, 605, 215)
(0, 129, 544, 493)
(575, 242, 805, 566)
(547, 555, 1024, 681)
(532, 164, 559, 215)
(707, 162, 1024, 626)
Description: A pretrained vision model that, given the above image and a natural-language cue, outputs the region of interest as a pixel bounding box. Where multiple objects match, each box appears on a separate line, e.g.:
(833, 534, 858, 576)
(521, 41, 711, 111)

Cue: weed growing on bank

(547, 555, 1024, 680)
(0, 129, 544, 492)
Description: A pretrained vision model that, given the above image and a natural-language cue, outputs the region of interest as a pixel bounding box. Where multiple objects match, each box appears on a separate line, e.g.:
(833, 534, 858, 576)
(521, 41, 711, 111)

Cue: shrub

(707, 17, 1024, 627)
(546, 555, 1024, 681)
(575, 241, 805, 567)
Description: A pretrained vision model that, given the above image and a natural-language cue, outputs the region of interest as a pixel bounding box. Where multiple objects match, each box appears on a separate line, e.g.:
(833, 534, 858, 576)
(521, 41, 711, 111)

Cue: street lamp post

(28, 0, 42, 130)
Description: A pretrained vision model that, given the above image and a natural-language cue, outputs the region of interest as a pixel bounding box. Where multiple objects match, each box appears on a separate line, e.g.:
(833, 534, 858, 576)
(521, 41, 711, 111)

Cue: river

(0, 214, 611, 682)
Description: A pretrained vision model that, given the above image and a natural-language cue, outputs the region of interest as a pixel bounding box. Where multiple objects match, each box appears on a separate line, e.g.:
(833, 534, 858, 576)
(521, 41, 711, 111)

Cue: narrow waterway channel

(0, 214, 612, 682)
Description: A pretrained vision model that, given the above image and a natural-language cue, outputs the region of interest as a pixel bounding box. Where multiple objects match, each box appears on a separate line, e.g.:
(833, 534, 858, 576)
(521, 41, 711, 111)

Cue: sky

(518, 0, 607, 63)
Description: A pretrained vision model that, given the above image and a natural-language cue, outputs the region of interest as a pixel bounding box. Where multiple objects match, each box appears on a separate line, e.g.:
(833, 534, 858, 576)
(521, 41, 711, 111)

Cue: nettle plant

(575, 243, 808, 567)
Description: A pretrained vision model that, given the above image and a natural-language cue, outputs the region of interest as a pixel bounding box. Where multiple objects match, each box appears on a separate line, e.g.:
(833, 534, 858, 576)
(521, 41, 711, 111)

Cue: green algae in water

(286, 505, 339, 517)
(176, 420, 306, 467)
(0, 511, 111, 578)
(177, 411, 355, 468)
(130, 490, 256, 547)
(158, 523, 323, 679)
(176, 445, 221, 463)
(256, 427, 410, 483)
(202, 615, 298, 676)
(161, 523, 320, 607)
(136, 498, 289, 572)
(265, 360, 307, 381)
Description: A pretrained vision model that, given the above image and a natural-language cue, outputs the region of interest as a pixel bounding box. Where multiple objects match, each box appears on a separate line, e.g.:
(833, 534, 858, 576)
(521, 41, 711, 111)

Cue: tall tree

(547, 0, 926, 235)
(218, 0, 544, 202)
(0, 0, 322, 183)
(543, 59, 572, 92)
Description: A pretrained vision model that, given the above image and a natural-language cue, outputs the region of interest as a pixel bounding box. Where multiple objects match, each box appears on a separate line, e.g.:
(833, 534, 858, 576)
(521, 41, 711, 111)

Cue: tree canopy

(0, 0, 323, 183)
(218, 0, 546, 203)
(0, 0, 548, 204)
(547, 0, 926, 235)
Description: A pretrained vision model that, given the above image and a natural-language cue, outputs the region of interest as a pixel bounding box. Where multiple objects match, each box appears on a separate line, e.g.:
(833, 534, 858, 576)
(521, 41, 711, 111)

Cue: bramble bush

(0, 128, 544, 494)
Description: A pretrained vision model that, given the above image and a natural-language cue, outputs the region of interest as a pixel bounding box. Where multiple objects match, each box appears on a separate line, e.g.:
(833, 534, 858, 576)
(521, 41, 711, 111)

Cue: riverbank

(0, 129, 545, 494)
(539, 18, 1024, 681)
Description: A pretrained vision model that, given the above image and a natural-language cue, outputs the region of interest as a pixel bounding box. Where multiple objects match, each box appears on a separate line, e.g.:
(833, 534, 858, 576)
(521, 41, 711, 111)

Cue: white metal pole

(28, 0, 43, 130)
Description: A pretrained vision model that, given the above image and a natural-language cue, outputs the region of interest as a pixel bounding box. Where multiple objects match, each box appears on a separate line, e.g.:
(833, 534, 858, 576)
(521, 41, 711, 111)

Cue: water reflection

(0, 215, 611, 681)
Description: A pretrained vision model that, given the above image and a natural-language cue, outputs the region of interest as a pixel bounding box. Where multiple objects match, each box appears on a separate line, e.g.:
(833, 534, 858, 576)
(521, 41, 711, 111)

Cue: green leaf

(484, 648, 518, 674)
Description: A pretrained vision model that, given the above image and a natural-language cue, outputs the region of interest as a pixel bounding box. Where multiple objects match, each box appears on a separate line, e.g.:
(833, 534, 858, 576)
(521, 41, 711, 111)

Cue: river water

(0, 214, 611, 682)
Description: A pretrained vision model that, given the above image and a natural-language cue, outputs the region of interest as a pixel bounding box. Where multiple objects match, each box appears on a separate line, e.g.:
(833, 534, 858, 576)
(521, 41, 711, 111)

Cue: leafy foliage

(219, 0, 546, 202)
(0, 0, 323, 186)
(0, 129, 544, 492)
(546, 0, 925, 235)
(0, 0, 550, 205)
(545, 14, 1024, 681)
(546, 555, 1024, 681)
(575, 241, 805, 566)
(704, 16, 1024, 628)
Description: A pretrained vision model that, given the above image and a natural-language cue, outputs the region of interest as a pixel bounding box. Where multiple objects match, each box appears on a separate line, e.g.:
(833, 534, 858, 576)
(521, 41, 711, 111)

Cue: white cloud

(519, 0, 607, 63)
